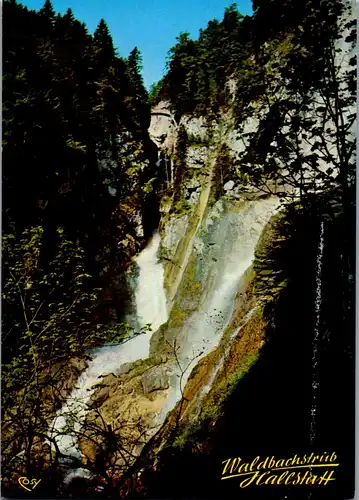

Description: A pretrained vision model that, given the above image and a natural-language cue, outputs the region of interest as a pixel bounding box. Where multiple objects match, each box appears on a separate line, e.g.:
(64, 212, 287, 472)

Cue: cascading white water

(50, 197, 280, 478)
(310, 221, 325, 444)
(160, 197, 281, 417)
(133, 232, 168, 333)
(49, 231, 168, 459)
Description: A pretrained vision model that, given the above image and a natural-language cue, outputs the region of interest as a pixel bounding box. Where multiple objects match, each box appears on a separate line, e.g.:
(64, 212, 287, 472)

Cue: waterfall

(133, 232, 168, 333)
(49, 231, 168, 460)
(309, 221, 324, 445)
(160, 197, 281, 417)
(49, 197, 281, 480)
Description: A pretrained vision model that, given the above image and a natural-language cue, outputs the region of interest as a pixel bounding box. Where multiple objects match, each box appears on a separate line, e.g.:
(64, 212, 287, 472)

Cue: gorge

(1, 0, 356, 499)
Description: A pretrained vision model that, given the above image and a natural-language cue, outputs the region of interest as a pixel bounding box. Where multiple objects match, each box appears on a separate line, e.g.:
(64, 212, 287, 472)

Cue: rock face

(73, 61, 351, 477)
(183, 176, 201, 204)
(80, 358, 170, 467)
(148, 102, 177, 153)
(186, 146, 209, 169)
(160, 214, 189, 263)
(80, 93, 287, 477)
(66, 9, 357, 475)
(85, 192, 279, 478)
(51, 357, 88, 401)
(223, 180, 235, 192)
(142, 366, 170, 394)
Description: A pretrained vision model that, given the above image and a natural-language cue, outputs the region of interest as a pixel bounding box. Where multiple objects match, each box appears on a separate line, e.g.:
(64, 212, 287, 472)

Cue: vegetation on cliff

(130, 1, 355, 498)
(2, 0, 157, 489)
(1, 0, 356, 497)
(152, 0, 355, 212)
(2, 0, 156, 353)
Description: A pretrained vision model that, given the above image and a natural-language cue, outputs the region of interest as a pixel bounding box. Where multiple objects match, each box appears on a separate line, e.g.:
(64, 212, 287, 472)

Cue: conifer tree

(127, 47, 148, 105)
(94, 18, 115, 62)
(39, 0, 55, 20)
(64, 7, 74, 23)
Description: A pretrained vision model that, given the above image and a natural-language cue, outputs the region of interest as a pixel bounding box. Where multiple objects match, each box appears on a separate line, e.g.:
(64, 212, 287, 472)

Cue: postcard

(1, 0, 356, 498)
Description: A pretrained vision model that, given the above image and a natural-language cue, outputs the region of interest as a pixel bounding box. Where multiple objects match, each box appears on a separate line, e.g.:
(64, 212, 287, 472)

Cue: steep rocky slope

(76, 102, 286, 480)
(2, 1, 355, 499)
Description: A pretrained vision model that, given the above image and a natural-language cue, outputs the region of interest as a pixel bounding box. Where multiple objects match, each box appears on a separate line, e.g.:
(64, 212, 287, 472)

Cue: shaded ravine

(199, 305, 259, 403)
(50, 196, 281, 488)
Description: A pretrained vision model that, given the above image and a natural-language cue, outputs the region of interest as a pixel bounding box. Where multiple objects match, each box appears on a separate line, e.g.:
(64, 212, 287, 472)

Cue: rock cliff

(77, 99, 285, 482)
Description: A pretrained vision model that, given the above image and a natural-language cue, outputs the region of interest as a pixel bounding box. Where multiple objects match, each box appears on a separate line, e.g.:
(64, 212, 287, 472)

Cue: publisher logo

(18, 477, 41, 492)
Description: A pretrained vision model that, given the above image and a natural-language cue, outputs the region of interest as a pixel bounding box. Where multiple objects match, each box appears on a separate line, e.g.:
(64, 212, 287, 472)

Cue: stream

(49, 232, 168, 460)
(49, 197, 281, 483)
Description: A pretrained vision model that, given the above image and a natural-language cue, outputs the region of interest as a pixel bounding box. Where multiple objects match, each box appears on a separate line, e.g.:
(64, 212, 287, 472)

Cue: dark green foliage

(126, 47, 150, 130)
(2, 1, 156, 486)
(151, 3, 254, 118)
(152, 0, 355, 129)
(2, 226, 131, 380)
(2, 0, 153, 398)
(127, 47, 147, 100)
(1, 224, 142, 488)
(1, 3, 161, 400)
(211, 144, 234, 202)
(151, 0, 356, 214)
(235, 0, 356, 208)
(154, 5, 247, 119)
(3, 0, 151, 276)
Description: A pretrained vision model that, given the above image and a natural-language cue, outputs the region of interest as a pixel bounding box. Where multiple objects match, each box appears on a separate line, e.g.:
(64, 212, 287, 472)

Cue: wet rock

(225, 116, 260, 158)
(90, 386, 110, 408)
(186, 146, 209, 169)
(161, 214, 189, 261)
(189, 191, 201, 204)
(151, 354, 168, 365)
(226, 78, 237, 100)
(184, 177, 201, 204)
(51, 357, 88, 401)
(142, 367, 170, 394)
(224, 180, 235, 191)
(100, 373, 118, 386)
(118, 361, 134, 376)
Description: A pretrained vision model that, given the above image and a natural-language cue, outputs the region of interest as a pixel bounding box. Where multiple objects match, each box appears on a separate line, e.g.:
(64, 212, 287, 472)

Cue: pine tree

(64, 7, 75, 23)
(94, 18, 115, 62)
(39, 0, 55, 19)
(128, 47, 142, 74)
(127, 47, 148, 103)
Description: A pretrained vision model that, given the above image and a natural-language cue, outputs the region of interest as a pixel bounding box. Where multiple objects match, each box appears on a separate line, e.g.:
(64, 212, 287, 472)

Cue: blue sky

(20, 0, 253, 89)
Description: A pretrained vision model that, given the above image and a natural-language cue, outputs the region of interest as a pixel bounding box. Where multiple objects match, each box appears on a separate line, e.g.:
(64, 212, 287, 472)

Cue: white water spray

(50, 197, 280, 476)
(49, 231, 168, 459)
(160, 198, 280, 417)
(133, 232, 168, 333)
(309, 221, 324, 445)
